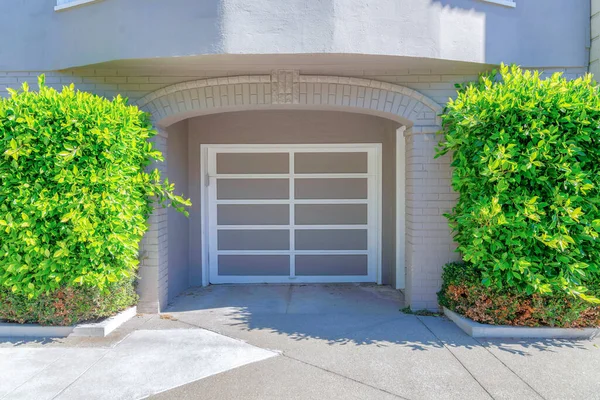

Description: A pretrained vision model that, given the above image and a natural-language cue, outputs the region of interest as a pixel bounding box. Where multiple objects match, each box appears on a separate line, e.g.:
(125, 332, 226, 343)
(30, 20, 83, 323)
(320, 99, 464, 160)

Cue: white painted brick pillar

(404, 127, 460, 310)
(137, 128, 170, 313)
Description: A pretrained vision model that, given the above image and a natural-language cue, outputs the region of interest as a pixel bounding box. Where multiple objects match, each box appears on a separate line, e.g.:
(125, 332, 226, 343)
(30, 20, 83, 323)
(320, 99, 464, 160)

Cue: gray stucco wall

(166, 120, 190, 300)
(0, 0, 589, 71)
(184, 110, 398, 287)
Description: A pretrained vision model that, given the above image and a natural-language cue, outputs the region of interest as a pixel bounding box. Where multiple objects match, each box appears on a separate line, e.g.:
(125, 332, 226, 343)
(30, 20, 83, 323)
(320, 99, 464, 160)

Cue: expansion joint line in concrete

(282, 353, 410, 400)
(415, 316, 547, 400)
(474, 337, 547, 400)
(49, 315, 159, 400)
(1, 351, 69, 400)
(415, 316, 496, 400)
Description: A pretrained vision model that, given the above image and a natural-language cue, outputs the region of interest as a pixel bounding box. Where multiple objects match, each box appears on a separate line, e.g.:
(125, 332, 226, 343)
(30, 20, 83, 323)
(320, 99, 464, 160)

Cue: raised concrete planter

(444, 307, 600, 340)
(0, 324, 74, 338)
(70, 306, 137, 337)
(0, 306, 137, 338)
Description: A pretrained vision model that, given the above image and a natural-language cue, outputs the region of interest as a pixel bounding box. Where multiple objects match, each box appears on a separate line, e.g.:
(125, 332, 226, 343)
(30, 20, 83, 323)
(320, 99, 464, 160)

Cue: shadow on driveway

(165, 284, 593, 355)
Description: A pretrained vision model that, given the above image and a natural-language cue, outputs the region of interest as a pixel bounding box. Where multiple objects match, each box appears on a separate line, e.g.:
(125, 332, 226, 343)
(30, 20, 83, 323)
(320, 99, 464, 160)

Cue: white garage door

(204, 144, 381, 284)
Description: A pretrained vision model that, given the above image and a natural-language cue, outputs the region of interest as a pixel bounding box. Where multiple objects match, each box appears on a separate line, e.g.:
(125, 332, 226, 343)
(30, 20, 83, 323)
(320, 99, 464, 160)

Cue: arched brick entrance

(134, 70, 456, 312)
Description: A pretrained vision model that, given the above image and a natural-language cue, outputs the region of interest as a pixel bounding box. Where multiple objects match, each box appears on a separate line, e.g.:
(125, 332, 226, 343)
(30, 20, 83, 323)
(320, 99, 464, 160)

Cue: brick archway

(136, 71, 441, 129)
(135, 71, 455, 313)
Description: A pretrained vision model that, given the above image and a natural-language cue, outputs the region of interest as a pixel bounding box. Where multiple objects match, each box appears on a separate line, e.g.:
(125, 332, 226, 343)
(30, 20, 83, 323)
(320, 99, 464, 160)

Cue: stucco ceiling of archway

(77, 54, 494, 76)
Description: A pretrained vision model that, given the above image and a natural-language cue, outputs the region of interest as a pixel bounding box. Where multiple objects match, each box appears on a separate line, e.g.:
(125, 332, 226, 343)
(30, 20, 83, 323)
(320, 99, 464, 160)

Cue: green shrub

(0, 77, 190, 306)
(0, 277, 138, 326)
(436, 64, 600, 303)
(439, 262, 600, 328)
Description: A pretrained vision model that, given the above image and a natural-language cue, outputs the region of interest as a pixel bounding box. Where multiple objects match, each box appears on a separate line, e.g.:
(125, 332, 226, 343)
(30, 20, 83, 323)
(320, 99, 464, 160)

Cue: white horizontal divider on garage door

(203, 144, 381, 284)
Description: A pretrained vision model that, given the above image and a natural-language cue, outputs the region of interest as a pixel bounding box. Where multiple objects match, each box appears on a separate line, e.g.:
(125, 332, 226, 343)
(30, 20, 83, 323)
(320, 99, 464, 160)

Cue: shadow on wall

(165, 284, 591, 355)
(430, 0, 589, 68)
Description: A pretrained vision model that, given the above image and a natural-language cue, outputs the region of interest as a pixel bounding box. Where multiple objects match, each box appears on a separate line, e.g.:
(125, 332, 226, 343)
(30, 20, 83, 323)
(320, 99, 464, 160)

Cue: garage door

(204, 144, 381, 284)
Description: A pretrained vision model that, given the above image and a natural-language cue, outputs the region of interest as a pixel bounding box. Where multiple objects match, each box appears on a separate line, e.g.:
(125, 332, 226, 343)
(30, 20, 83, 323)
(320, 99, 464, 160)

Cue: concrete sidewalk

(1, 284, 599, 400)
(0, 321, 275, 400)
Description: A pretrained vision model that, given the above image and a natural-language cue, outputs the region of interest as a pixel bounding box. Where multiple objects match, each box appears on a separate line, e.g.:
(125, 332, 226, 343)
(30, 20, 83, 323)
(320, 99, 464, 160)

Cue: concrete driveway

(1, 284, 599, 400)
(156, 284, 600, 400)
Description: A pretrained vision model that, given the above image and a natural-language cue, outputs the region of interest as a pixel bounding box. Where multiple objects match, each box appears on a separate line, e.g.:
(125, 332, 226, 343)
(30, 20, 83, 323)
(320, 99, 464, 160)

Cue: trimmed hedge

(436, 64, 600, 303)
(439, 262, 600, 328)
(0, 77, 189, 324)
(0, 277, 138, 326)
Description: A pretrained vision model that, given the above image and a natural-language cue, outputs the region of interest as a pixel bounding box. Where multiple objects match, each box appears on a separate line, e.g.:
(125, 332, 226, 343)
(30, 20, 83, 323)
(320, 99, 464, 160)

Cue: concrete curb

(443, 307, 600, 340)
(70, 306, 137, 337)
(0, 306, 137, 338)
(0, 324, 74, 338)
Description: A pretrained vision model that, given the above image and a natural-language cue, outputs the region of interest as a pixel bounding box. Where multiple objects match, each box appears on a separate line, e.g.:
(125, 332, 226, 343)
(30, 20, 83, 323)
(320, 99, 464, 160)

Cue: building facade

(0, 0, 592, 312)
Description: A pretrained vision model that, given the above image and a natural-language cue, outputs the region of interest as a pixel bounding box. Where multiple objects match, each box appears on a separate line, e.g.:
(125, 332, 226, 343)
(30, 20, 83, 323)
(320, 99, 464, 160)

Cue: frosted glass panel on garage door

(205, 144, 380, 284)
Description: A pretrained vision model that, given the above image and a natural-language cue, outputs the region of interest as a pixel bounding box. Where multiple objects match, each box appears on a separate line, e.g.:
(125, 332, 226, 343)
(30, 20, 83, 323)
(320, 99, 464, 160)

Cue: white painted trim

(54, 0, 102, 11)
(289, 151, 296, 279)
(208, 148, 219, 285)
(214, 174, 373, 179)
(396, 126, 407, 290)
(209, 275, 378, 284)
(216, 250, 369, 255)
(376, 144, 383, 285)
(215, 199, 369, 205)
(480, 0, 516, 8)
(203, 143, 377, 151)
(215, 224, 369, 230)
(201, 143, 382, 285)
(200, 145, 210, 287)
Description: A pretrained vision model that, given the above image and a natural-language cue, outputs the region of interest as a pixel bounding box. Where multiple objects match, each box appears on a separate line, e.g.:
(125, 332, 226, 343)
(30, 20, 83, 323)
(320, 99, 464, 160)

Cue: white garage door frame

(200, 143, 383, 285)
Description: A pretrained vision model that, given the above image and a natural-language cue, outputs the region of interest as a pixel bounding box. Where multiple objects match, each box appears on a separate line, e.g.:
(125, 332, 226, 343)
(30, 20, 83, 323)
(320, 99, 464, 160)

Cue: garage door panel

(219, 255, 290, 276)
(218, 230, 290, 250)
(217, 153, 289, 174)
(295, 204, 368, 225)
(207, 145, 379, 284)
(295, 152, 368, 173)
(295, 255, 368, 276)
(295, 178, 368, 199)
(295, 229, 368, 250)
(217, 204, 289, 225)
(217, 179, 289, 200)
